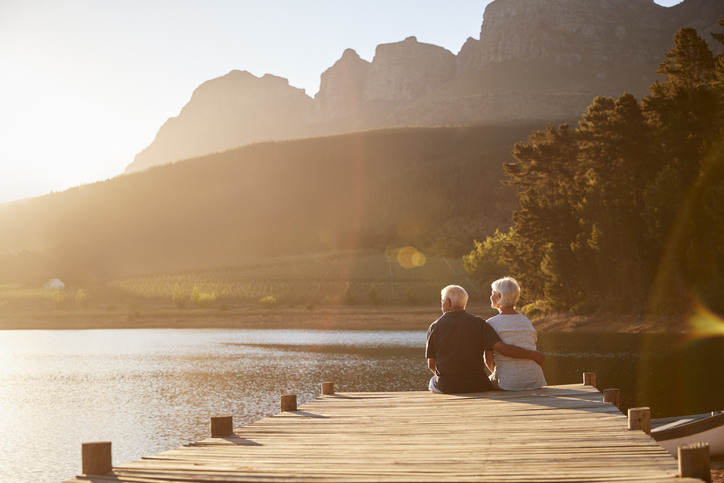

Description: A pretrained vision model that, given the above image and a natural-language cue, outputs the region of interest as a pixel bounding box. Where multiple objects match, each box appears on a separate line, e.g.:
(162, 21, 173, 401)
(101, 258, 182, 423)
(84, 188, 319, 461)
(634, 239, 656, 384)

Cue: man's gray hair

(491, 277, 521, 308)
(441, 285, 468, 309)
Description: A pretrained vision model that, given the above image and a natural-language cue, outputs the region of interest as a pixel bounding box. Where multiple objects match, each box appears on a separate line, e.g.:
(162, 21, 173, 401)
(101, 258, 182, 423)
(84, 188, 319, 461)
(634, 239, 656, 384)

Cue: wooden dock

(65, 384, 703, 483)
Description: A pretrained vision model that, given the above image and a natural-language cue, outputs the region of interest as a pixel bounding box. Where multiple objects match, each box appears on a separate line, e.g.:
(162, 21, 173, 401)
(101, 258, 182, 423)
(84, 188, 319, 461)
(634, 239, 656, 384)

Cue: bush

(259, 295, 278, 309)
(190, 285, 216, 308)
(520, 300, 550, 318)
(571, 299, 598, 316)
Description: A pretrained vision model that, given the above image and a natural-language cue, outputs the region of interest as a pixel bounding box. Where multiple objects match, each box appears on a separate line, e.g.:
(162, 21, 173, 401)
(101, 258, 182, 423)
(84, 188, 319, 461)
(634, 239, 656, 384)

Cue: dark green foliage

(488, 24, 724, 316)
(462, 228, 512, 287)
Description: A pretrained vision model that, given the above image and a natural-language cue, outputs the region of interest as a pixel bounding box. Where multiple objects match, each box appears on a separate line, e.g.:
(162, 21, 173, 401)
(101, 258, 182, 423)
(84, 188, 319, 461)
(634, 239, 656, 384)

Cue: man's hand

(492, 341, 545, 367)
(428, 358, 436, 374)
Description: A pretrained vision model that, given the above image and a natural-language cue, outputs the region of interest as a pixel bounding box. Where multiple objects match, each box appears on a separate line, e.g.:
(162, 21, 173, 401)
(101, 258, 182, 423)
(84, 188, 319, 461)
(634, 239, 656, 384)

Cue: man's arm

(428, 358, 436, 374)
(484, 350, 495, 372)
(492, 341, 545, 366)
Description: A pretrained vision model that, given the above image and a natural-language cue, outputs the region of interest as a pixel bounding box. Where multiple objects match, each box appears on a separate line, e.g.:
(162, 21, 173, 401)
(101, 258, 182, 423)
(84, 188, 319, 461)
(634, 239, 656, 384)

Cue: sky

(0, 0, 685, 205)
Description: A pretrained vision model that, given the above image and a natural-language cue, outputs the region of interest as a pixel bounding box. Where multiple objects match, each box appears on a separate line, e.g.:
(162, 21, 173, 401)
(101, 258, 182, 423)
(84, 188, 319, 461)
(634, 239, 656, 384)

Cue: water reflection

(0, 329, 722, 483)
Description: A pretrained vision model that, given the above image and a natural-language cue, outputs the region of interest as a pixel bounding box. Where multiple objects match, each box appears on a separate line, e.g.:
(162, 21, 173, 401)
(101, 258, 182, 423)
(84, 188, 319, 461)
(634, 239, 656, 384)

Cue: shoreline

(0, 305, 692, 333)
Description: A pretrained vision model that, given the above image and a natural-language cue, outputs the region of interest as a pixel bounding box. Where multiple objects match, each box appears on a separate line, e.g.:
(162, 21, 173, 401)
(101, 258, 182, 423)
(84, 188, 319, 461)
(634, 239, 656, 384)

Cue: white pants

(428, 376, 443, 394)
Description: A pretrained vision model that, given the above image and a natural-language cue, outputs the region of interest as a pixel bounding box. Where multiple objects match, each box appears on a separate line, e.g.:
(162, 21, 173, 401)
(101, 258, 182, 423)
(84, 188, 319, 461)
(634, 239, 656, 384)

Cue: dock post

(602, 388, 620, 408)
(583, 372, 596, 388)
(321, 382, 335, 395)
(281, 394, 297, 412)
(627, 407, 651, 435)
(82, 442, 112, 475)
(678, 442, 711, 483)
(210, 416, 233, 437)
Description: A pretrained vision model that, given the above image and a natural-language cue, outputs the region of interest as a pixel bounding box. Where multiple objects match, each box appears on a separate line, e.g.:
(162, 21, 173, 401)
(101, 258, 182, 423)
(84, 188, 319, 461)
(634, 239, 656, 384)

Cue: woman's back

(487, 313, 547, 390)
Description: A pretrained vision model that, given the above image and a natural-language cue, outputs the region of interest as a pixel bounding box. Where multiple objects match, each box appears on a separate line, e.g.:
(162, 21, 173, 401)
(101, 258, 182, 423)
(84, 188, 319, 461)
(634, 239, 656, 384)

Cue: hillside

(0, 124, 540, 284)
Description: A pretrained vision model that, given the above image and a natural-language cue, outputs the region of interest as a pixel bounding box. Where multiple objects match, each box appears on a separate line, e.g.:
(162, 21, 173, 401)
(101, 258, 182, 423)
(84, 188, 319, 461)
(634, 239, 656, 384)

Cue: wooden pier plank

(65, 384, 700, 482)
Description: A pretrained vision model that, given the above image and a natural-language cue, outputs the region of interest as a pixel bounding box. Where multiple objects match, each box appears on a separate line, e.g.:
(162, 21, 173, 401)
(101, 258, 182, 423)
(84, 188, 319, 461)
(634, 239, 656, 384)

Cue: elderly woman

(485, 277, 547, 390)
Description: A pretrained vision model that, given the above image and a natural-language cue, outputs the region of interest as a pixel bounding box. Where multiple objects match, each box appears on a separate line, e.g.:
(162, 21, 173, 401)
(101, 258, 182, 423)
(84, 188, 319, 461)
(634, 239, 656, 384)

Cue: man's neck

(498, 307, 517, 315)
(443, 307, 465, 314)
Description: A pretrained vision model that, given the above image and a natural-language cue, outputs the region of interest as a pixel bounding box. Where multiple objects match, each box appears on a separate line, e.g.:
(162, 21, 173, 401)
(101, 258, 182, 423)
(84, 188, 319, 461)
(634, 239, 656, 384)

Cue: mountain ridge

(122, 0, 724, 174)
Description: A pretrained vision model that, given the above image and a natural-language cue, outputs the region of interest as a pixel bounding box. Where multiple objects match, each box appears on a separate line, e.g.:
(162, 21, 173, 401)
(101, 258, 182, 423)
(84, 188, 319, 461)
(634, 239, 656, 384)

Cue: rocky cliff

(126, 0, 724, 174)
(126, 70, 314, 173)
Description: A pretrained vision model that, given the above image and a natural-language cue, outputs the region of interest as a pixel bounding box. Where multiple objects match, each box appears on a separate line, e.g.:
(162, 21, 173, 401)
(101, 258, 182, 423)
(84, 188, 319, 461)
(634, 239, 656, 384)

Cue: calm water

(0, 329, 722, 483)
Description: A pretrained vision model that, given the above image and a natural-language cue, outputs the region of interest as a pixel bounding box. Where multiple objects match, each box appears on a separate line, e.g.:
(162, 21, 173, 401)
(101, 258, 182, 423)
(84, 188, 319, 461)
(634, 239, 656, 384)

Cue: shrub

(571, 299, 598, 316)
(259, 295, 278, 308)
(190, 285, 216, 308)
(520, 300, 550, 318)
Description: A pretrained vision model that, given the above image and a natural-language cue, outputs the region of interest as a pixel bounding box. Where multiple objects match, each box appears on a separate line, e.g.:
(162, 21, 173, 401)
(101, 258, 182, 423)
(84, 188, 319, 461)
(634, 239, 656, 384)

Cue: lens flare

(687, 298, 724, 340)
(397, 246, 426, 269)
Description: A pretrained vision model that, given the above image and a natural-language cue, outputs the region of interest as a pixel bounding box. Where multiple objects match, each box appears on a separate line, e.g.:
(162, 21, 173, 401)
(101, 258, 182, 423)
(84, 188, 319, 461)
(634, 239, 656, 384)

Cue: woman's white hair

(491, 277, 521, 308)
(441, 285, 468, 309)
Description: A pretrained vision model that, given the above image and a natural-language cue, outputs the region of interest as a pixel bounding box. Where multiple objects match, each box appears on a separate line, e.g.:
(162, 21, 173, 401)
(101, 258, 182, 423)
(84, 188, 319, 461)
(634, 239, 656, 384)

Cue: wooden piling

(280, 394, 297, 412)
(628, 407, 651, 435)
(82, 442, 112, 476)
(321, 382, 335, 395)
(583, 372, 596, 388)
(210, 416, 233, 437)
(678, 442, 711, 483)
(603, 388, 620, 408)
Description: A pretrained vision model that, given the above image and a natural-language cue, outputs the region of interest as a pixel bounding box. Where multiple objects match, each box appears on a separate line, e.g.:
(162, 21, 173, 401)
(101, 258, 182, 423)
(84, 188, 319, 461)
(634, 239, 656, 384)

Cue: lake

(0, 329, 722, 482)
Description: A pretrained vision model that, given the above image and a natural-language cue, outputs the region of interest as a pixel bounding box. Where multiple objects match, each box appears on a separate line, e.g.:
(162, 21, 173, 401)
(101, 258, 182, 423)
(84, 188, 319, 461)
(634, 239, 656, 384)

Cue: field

(0, 249, 488, 315)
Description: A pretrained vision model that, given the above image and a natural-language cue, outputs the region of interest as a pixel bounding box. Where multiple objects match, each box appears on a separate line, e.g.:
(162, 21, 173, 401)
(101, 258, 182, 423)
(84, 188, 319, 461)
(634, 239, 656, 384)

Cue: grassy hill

(0, 124, 539, 285)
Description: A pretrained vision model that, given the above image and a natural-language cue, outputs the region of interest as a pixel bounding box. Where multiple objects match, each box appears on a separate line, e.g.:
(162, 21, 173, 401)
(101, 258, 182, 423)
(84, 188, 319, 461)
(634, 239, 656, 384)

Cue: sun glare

(687, 298, 724, 340)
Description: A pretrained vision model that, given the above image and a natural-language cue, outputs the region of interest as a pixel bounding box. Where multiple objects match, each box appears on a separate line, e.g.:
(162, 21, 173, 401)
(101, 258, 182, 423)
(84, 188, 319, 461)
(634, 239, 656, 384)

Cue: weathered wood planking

(65, 384, 701, 483)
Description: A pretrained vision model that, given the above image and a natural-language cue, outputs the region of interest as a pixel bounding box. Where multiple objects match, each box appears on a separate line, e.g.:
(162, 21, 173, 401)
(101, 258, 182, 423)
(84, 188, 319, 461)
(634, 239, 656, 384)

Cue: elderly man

(426, 284, 545, 394)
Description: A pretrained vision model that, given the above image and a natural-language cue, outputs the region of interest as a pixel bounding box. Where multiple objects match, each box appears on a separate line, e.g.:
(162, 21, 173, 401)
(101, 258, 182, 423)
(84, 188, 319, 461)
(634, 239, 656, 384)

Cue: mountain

(125, 0, 724, 174)
(126, 71, 315, 173)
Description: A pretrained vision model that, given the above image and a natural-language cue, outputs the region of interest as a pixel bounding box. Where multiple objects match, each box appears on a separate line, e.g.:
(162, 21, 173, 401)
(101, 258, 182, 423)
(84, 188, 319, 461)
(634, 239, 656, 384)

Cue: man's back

(426, 310, 501, 394)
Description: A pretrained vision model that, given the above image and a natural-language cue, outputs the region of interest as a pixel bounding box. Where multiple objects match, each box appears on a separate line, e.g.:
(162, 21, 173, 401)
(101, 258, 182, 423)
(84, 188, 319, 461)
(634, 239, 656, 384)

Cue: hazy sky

(0, 0, 684, 204)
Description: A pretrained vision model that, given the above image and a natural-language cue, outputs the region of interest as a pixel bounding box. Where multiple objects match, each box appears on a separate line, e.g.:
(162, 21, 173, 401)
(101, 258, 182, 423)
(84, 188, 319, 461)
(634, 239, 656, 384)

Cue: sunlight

(397, 246, 426, 269)
(687, 298, 724, 340)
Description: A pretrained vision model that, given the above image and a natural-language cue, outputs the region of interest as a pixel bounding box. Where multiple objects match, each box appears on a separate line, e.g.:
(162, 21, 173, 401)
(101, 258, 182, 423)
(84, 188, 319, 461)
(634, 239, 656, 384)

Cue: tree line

(465, 23, 724, 316)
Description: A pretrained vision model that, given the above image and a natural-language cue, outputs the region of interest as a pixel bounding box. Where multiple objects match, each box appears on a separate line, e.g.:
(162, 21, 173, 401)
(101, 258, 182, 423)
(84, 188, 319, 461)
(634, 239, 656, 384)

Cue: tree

(367, 283, 380, 305)
(643, 27, 718, 179)
(463, 228, 513, 285)
(504, 124, 584, 307)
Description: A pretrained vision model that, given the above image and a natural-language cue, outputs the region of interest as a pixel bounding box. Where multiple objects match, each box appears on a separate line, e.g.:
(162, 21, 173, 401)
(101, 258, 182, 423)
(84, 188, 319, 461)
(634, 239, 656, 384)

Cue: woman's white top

(487, 313, 547, 390)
